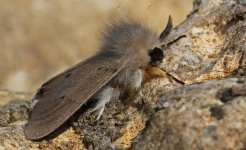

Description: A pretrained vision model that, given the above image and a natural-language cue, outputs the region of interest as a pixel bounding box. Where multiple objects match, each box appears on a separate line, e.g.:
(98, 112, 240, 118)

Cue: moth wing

(24, 53, 129, 140)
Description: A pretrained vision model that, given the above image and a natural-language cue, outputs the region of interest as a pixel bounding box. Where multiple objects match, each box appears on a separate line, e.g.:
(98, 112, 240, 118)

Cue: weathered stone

(161, 0, 246, 84)
(132, 77, 246, 150)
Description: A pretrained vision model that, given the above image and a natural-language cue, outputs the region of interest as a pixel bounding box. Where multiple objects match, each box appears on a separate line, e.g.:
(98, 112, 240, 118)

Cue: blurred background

(0, 0, 193, 93)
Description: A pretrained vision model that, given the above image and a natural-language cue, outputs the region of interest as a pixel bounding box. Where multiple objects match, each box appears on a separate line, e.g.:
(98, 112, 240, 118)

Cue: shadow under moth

(24, 16, 175, 140)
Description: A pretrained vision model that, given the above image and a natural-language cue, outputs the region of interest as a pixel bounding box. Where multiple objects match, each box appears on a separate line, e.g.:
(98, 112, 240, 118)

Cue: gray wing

(24, 53, 129, 140)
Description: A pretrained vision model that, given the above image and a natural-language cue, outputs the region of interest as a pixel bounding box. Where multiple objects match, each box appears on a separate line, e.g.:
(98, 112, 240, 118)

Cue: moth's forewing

(24, 53, 129, 140)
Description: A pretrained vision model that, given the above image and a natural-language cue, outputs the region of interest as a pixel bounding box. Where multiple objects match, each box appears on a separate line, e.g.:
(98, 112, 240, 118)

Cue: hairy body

(91, 22, 159, 119)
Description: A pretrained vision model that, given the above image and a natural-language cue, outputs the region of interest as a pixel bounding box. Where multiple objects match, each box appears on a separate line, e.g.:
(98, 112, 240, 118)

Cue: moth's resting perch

(0, 0, 246, 149)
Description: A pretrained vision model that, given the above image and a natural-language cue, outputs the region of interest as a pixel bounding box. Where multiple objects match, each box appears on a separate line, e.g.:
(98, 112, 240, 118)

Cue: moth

(24, 16, 173, 140)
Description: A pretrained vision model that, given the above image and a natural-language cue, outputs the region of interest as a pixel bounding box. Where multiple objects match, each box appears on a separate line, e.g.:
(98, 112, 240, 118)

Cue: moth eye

(149, 47, 164, 61)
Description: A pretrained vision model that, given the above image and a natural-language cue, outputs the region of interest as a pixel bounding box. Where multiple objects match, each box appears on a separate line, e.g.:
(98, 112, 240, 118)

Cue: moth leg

(131, 69, 143, 90)
(96, 105, 105, 120)
(90, 87, 120, 120)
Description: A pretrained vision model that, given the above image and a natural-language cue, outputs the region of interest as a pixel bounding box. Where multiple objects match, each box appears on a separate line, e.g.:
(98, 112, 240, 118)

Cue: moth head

(148, 47, 164, 67)
(148, 15, 173, 67)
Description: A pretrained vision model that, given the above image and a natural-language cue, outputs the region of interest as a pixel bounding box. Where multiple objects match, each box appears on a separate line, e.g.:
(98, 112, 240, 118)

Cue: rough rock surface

(161, 0, 246, 83)
(132, 77, 246, 150)
(0, 0, 245, 149)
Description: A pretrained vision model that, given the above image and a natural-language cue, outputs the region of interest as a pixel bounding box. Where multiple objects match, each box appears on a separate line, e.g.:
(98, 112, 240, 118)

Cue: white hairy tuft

(91, 87, 120, 120)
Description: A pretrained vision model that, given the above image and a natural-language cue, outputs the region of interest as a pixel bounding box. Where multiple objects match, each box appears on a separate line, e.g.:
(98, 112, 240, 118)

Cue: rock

(161, 0, 246, 84)
(131, 77, 246, 150)
(0, 100, 29, 127)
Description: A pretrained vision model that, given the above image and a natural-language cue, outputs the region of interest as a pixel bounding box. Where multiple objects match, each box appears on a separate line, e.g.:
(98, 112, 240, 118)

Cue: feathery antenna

(159, 15, 173, 41)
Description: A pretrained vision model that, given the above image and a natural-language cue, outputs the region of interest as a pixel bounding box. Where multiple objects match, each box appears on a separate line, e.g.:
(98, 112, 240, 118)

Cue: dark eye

(149, 47, 164, 62)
